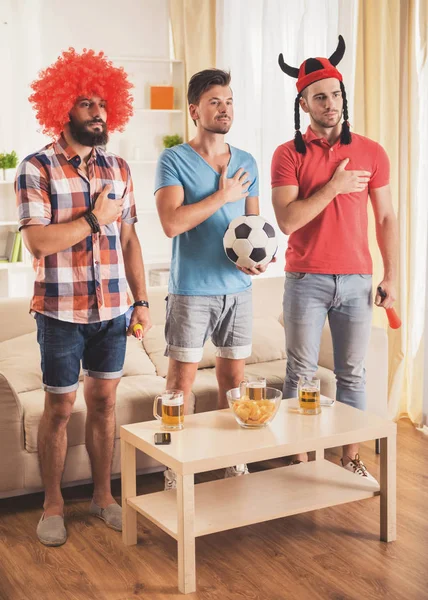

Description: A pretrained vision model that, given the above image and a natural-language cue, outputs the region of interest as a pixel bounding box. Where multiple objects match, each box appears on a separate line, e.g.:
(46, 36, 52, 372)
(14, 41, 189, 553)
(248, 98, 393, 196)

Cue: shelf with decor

(0, 172, 34, 296)
(108, 56, 185, 284)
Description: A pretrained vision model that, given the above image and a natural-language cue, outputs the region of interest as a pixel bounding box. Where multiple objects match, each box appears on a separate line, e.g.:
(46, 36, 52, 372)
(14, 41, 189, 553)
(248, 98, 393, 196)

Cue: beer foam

(162, 393, 183, 407)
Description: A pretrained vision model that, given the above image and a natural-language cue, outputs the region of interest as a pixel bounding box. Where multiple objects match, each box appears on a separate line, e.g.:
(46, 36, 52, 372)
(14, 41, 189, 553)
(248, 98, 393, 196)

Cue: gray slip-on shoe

(37, 514, 67, 546)
(89, 500, 122, 532)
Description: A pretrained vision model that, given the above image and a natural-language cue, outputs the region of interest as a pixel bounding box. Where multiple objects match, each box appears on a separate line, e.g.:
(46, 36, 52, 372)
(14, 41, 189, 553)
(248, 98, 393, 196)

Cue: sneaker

(341, 454, 378, 485)
(164, 467, 177, 491)
(224, 464, 249, 478)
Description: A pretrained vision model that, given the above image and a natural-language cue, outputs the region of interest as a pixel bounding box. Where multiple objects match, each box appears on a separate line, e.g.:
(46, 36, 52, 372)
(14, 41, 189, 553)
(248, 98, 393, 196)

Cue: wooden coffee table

(120, 398, 396, 594)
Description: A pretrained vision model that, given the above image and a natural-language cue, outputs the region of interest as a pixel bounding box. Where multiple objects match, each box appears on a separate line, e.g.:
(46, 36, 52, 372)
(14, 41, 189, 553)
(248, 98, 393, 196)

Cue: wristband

(133, 300, 149, 308)
(83, 211, 101, 234)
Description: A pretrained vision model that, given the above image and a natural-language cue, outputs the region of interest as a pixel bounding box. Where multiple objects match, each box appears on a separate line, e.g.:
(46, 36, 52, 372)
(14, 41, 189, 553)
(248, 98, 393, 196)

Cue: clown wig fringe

(29, 48, 134, 138)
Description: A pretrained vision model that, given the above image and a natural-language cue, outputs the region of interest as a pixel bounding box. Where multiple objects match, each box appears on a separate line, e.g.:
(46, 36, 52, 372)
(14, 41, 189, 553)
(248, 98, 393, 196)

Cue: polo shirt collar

(304, 126, 341, 148)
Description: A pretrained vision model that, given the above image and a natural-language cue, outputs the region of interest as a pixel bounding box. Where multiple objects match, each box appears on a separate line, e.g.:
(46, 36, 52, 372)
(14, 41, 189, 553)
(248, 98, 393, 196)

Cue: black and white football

(223, 215, 278, 269)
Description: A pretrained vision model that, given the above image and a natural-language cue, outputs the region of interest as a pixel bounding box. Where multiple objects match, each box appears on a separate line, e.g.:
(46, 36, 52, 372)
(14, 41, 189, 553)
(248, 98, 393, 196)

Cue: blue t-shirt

(154, 143, 259, 295)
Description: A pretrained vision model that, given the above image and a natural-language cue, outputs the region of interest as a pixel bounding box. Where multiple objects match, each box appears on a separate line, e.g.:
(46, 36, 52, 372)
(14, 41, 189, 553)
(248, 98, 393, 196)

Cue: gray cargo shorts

(164, 288, 252, 363)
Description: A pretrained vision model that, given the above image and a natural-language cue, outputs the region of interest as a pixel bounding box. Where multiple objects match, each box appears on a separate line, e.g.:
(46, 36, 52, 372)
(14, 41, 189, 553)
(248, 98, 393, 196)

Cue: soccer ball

(223, 215, 278, 269)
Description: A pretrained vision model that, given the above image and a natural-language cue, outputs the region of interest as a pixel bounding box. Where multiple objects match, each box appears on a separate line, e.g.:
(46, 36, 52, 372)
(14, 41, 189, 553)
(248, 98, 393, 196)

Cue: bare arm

(156, 185, 225, 237)
(245, 196, 259, 216)
(370, 184, 398, 308)
(21, 184, 123, 259)
(156, 165, 250, 238)
(120, 222, 152, 336)
(272, 183, 336, 235)
(22, 218, 93, 260)
(272, 158, 371, 235)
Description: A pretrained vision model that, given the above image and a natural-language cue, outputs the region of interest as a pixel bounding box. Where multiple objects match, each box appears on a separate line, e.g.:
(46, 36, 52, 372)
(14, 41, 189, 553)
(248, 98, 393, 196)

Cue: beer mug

(153, 390, 184, 430)
(240, 376, 267, 401)
(298, 376, 321, 415)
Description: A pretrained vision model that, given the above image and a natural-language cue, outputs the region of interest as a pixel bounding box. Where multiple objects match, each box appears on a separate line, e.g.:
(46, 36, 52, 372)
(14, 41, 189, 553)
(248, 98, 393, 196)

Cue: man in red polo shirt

(271, 37, 398, 480)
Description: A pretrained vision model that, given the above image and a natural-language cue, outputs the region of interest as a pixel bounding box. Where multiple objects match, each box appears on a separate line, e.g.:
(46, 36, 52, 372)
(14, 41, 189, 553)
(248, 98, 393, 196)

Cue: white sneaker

(164, 468, 177, 491)
(341, 454, 378, 485)
(224, 464, 249, 478)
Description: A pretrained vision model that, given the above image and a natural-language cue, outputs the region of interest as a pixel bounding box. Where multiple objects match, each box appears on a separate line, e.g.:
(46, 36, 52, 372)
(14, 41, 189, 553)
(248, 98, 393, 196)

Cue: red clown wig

(29, 48, 134, 138)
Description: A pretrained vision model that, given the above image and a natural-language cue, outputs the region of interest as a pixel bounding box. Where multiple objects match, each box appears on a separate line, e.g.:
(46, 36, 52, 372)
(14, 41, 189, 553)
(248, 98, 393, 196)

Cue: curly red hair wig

(29, 48, 134, 138)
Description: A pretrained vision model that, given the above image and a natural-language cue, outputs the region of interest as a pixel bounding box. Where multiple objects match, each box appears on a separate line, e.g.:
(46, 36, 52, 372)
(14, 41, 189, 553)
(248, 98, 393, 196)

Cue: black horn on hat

(278, 54, 299, 78)
(329, 35, 346, 67)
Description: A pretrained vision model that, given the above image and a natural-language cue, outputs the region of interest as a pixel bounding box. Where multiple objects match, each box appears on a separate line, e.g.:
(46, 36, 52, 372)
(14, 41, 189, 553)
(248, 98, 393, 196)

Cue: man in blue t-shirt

(155, 69, 267, 488)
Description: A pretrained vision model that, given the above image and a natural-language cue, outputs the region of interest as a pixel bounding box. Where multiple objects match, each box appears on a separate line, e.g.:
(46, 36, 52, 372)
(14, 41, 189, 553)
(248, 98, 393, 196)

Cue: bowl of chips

(226, 386, 282, 428)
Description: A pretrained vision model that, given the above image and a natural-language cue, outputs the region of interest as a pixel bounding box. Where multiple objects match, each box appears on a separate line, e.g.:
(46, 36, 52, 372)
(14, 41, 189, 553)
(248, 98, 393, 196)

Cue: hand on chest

(298, 151, 372, 196)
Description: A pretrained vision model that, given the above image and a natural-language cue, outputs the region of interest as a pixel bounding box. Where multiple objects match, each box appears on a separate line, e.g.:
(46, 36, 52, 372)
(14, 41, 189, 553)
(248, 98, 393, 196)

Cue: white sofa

(0, 276, 388, 498)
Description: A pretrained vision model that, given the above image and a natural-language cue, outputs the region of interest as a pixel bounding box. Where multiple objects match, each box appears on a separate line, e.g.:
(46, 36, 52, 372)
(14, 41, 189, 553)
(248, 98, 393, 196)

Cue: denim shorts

(164, 289, 252, 363)
(35, 313, 127, 394)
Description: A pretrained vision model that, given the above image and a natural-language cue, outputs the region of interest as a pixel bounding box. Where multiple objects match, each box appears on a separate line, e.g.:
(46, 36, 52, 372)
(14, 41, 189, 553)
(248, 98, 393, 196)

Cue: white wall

(0, 0, 170, 160)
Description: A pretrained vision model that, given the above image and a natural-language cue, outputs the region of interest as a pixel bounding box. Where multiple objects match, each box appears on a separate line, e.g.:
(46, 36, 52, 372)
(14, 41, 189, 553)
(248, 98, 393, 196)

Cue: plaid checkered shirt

(16, 135, 138, 323)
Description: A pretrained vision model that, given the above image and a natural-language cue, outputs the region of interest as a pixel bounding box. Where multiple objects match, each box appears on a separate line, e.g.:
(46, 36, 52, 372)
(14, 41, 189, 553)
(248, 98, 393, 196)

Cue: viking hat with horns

(278, 35, 351, 154)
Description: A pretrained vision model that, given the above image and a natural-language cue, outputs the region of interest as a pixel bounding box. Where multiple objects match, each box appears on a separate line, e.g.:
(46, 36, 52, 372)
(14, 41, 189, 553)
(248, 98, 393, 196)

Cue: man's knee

(167, 359, 198, 388)
(44, 392, 76, 426)
(285, 360, 316, 386)
(85, 379, 120, 415)
(336, 371, 366, 390)
(87, 394, 117, 415)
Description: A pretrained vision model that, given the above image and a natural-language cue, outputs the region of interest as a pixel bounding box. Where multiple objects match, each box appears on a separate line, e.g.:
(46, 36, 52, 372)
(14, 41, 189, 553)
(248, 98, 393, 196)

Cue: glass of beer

(153, 390, 184, 430)
(298, 377, 321, 415)
(240, 376, 267, 400)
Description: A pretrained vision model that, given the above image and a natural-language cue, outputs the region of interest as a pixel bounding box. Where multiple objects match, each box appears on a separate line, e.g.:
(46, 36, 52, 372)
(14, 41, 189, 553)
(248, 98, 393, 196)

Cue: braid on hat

(340, 81, 351, 145)
(294, 94, 306, 155)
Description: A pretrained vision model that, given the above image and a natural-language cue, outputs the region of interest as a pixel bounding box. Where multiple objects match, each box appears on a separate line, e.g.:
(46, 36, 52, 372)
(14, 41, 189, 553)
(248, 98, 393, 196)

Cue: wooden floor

(0, 419, 427, 600)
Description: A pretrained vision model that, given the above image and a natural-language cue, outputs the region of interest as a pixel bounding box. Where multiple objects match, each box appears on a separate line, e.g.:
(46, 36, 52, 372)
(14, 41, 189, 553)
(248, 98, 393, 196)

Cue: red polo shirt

(271, 127, 390, 274)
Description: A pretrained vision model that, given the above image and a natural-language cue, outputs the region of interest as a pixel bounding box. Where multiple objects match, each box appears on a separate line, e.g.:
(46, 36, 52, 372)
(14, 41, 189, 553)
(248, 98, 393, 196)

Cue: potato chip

(231, 397, 278, 425)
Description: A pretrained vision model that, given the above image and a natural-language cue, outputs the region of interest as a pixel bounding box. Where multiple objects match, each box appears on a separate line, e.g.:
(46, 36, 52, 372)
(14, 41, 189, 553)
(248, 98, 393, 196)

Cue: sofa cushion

(143, 317, 286, 377)
(0, 331, 156, 395)
(21, 374, 167, 452)
(122, 336, 157, 377)
(0, 332, 43, 394)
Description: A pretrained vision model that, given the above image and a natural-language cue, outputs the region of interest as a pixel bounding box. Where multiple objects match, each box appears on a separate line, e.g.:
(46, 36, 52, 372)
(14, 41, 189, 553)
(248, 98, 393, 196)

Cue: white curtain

(354, 0, 428, 423)
(216, 0, 358, 274)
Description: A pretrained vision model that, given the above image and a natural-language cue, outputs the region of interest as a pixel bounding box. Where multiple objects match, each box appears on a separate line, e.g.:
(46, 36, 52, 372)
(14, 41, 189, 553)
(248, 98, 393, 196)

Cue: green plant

(5, 151, 18, 169)
(162, 134, 183, 149)
(0, 151, 18, 169)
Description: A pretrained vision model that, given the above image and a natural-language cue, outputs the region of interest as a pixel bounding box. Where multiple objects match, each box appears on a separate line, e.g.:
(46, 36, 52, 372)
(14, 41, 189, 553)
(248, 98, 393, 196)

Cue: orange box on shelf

(150, 85, 174, 110)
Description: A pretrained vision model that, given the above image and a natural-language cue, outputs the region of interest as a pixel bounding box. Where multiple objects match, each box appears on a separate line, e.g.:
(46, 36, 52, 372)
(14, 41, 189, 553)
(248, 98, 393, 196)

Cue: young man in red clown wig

(16, 48, 152, 546)
(271, 36, 398, 480)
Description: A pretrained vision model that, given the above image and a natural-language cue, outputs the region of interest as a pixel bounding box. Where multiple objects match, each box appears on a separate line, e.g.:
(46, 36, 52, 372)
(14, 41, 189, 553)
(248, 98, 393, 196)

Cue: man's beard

(202, 116, 232, 135)
(69, 115, 109, 146)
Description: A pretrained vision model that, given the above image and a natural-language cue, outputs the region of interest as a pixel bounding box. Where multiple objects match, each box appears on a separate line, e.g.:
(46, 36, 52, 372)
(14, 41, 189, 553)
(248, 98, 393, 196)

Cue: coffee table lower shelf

(127, 459, 379, 540)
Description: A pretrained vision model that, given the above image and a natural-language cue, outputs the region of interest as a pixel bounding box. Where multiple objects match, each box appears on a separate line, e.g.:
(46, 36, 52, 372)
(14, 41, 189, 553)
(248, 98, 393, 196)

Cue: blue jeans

(283, 273, 373, 410)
